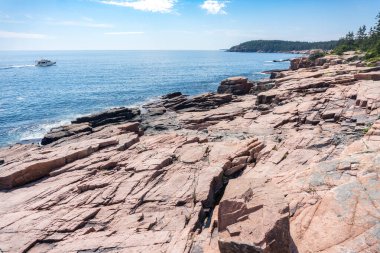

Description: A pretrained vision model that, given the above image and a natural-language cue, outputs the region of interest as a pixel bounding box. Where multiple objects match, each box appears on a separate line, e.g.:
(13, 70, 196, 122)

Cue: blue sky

(0, 0, 379, 50)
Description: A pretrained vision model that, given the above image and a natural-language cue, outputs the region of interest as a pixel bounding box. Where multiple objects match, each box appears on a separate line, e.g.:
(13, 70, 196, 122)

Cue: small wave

(254, 72, 268, 75)
(0, 64, 35, 70)
(264, 60, 273, 63)
(19, 120, 71, 142)
(135, 95, 161, 107)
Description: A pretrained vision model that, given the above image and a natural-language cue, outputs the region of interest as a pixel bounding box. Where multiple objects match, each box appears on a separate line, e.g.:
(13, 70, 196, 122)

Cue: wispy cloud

(81, 16, 94, 22)
(100, 0, 176, 13)
(200, 0, 228, 15)
(104, 31, 144, 35)
(47, 17, 113, 28)
(0, 30, 48, 39)
(0, 13, 25, 24)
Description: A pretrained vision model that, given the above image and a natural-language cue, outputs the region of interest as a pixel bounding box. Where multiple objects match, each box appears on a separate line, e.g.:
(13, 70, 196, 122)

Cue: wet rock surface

(0, 52, 379, 253)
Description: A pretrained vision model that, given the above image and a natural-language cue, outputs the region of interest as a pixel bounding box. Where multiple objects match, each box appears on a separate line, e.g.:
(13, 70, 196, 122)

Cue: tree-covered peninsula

(227, 40, 339, 52)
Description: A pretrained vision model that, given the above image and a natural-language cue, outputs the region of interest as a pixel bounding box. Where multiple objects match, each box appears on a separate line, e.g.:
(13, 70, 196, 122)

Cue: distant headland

(227, 40, 339, 53)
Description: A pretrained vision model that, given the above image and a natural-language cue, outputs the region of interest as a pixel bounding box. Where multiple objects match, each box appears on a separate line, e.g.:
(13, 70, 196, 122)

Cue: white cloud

(200, 0, 228, 15)
(105, 31, 144, 35)
(47, 18, 113, 28)
(0, 30, 48, 39)
(57, 20, 113, 28)
(100, 0, 176, 13)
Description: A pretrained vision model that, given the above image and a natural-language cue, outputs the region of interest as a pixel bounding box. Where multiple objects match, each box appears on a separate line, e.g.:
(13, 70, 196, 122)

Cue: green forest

(227, 40, 338, 52)
(228, 12, 380, 63)
(334, 12, 380, 62)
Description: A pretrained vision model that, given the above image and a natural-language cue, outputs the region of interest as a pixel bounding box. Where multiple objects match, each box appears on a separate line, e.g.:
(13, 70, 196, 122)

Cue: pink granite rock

(0, 52, 379, 253)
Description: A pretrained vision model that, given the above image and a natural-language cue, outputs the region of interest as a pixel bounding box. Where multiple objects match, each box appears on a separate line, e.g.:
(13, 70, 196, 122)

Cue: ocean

(0, 50, 298, 147)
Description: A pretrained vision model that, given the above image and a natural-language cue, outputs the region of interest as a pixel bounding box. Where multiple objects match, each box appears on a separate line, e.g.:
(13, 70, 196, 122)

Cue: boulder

(315, 57, 327, 66)
(217, 76, 253, 95)
(290, 57, 314, 70)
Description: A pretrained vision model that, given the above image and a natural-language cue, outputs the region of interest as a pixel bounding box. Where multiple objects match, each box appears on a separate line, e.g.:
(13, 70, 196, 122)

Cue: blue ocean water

(0, 50, 297, 147)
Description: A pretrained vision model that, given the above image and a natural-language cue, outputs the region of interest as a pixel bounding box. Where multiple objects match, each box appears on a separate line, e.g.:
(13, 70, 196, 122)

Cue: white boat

(35, 59, 56, 67)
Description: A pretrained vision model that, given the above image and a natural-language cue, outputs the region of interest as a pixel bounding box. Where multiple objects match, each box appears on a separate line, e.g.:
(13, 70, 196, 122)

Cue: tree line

(227, 40, 339, 53)
(334, 12, 380, 62)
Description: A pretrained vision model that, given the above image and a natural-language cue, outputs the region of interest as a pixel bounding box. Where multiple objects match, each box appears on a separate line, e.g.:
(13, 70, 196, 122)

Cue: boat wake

(0, 64, 35, 70)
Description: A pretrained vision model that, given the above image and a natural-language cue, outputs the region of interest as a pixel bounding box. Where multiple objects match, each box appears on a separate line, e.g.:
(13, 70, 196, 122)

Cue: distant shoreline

(227, 39, 337, 54)
(225, 49, 311, 55)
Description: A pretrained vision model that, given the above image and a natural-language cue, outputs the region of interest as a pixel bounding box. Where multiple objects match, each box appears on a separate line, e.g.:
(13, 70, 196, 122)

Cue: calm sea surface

(0, 50, 298, 146)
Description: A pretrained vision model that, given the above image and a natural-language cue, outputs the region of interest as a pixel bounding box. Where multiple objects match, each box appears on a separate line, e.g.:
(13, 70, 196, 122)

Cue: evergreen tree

(375, 12, 380, 34)
(333, 12, 380, 61)
(345, 32, 354, 41)
(369, 27, 375, 37)
(345, 32, 355, 47)
(356, 25, 367, 41)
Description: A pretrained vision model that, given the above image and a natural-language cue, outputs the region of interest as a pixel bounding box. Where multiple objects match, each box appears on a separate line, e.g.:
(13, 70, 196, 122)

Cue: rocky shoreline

(0, 51, 379, 253)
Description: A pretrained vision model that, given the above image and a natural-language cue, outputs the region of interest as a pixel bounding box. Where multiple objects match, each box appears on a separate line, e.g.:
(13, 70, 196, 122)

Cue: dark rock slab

(262, 70, 287, 79)
(162, 95, 188, 109)
(162, 92, 182, 99)
(170, 93, 233, 111)
(41, 107, 140, 145)
(41, 123, 92, 145)
(72, 107, 140, 127)
(269, 72, 285, 79)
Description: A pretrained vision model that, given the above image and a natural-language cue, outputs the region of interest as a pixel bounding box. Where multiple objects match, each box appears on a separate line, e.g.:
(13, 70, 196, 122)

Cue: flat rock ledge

(41, 107, 140, 145)
(0, 51, 379, 253)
